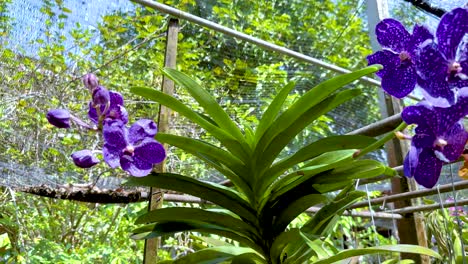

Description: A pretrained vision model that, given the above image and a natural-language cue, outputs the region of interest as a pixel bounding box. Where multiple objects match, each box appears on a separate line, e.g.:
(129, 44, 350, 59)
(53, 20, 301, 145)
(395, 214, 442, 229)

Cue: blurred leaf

(162, 68, 246, 143)
(125, 173, 257, 224)
(313, 245, 442, 264)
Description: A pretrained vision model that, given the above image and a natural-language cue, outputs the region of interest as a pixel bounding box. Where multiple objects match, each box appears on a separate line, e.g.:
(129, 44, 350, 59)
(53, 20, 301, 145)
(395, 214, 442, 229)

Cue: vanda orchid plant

(45, 6, 468, 264)
(127, 67, 441, 263)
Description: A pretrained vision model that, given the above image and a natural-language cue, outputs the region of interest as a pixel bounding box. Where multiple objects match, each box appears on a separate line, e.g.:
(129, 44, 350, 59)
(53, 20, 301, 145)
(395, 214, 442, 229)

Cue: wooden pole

(366, 1, 428, 263)
(144, 18, 179, 264)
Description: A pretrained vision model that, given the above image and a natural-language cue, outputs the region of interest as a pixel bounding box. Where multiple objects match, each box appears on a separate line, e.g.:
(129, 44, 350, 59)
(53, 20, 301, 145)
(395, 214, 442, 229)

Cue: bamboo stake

(144, 18, 179, 264)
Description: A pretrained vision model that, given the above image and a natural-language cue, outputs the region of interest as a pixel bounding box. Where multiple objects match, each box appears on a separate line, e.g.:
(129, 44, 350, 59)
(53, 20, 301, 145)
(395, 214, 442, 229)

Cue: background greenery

(0, 0, 443, 263)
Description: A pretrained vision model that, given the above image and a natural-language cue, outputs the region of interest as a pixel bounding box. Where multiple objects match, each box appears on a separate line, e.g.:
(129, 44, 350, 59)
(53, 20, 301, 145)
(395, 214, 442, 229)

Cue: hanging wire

(324, 0, 366, 58)
(437, 184, 455, 262)
(449, 163, 466, 263)
(365, 184, 382, 263)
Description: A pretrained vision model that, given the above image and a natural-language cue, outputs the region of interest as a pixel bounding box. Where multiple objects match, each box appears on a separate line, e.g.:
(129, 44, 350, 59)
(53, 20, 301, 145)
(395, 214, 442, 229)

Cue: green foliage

(0, 0, 432, 262)
(0, 189, 145, 263)
(426, 206, 468, 264)
(127, 66, 440, 263)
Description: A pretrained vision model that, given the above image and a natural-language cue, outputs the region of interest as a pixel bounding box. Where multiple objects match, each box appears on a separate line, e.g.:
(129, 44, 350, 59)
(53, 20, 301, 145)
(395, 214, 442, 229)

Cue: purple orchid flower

(46, 109, 71, 128)
(83, 73, 99, 91)
(367, 19, 433, 98)
(88, 90, 128, 125)
(92, 86, 110, 106)
(71, 149, 100, 168)
(402, 93, 468, 188)
(415, 7, 468, 105)
(102, 119, 165, 177)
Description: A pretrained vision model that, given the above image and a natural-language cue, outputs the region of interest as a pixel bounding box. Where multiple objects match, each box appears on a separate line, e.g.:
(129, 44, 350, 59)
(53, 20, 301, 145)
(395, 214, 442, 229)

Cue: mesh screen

(0, 0, 463, 196)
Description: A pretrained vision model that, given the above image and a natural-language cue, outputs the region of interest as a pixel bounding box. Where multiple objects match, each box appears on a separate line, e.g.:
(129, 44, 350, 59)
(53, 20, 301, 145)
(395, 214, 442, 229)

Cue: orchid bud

(71, 150, 100, 168)
(92, 86, 110, 106)
(46, 109, 71, 128)
(83, 73, 99, 90)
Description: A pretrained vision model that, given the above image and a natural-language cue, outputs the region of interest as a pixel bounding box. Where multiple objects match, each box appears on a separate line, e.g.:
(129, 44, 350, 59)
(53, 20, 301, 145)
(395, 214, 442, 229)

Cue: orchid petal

(133, 138, 166, 164)
(103, 120, 128, 149)
(376, 19, 411, 52)
(416, 42, 448, 80)
(128, 119, 158, 143)
(381, 64, 416, 98)
(367, 50, 399, 78)
(413, 148, 443, 188)
(441, 122, 468, 162)
(436, 8, 468, 61)
(120, 155, 153, 177)
(409, 25, 433, 56)
(103, 144, 122, 168)
(71, 149, 100, 168)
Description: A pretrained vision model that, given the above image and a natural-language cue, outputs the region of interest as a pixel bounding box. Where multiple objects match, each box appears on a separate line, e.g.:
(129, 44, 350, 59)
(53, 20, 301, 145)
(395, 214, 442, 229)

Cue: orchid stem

(355, 121, 408, 159)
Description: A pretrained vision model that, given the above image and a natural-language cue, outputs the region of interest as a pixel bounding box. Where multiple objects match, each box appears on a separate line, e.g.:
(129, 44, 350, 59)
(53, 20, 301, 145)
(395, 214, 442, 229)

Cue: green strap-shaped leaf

(136, 207, 260, 240)
(125, 173, 257, 225)
(155, 133, 253, 196)
(130, 86, 250, 162)
(255, 89, 361, 190)
(243, 123, 256, 148)
(301, 190, 365, 236)
(270, 228, 305, 264)
(254, 81, 296, 143)
(132, 222, 263, 255)
(253, 65, 380, 163)
(257, 150, 356, 219)
(265, 135, 376, 181)
(231, 253, 268, 264)
(162, 68, 246, 143)
(312, 245, 442, 264)
(264, 149, 356, 205)
(170, 246, 261, 264)
(273, 194, 327, 233)
(312, 160, 392, 193)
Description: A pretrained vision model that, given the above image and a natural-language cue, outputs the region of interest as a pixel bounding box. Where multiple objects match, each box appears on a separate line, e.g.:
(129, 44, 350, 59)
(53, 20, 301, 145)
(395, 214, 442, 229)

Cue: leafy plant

(127, 66, 441, 263)
(426, 204, 468, 264)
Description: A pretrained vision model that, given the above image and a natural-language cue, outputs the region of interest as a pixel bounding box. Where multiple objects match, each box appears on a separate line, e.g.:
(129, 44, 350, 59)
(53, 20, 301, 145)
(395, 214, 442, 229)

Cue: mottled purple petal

(120, 155, 153, 177)
(409, 25, 433, 56)
(46, 109, 70, 128)
(459, 40, 468, 62)
(376, 19, 411, 52)
(401, 102, 435, 129)
(103, 144, 122, 168)
(133, 138, 166, 164)
(381, 64, 417, 98)
(417, 76, 454, 104)
(103, 120, 128, 149)
(404, 145, 419, 177)
(436, 8, 468, 61)
(71, 149, 100, 168)
(367, 50, 400, 78)
(412, 134, 436, 149)
(416, 42, 448, 80)
(413, 148, 443, 188)
(88, 102, 99, 124)
(440, 122, 468, 161)
(92, 86, 110, 106)
(128, 119, 158, 144)
(107, 105, 128, 125)
(110, 91, 124, 106)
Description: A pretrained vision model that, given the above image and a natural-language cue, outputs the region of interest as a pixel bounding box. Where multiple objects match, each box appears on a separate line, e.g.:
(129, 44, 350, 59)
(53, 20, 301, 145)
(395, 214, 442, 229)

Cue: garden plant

(44, 5, 468, 264)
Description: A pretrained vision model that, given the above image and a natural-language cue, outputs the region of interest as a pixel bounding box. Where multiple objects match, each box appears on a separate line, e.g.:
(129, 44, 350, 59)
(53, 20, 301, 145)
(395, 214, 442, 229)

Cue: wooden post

(366, 0, 428, 263)
(144, 18, 179, 264)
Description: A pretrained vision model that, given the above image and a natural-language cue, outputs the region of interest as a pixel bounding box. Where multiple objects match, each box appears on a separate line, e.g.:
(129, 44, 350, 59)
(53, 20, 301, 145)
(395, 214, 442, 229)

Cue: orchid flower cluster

(367, 7, 468, 188)
(46, 74, 166, 176)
